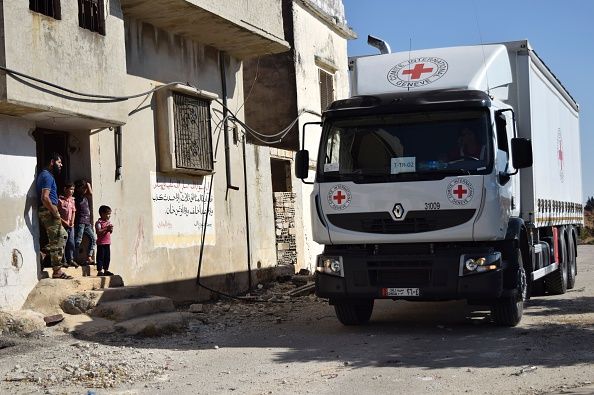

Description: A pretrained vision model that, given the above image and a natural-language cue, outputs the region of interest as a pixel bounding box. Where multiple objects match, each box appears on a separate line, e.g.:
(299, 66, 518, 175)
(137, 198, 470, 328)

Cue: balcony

(120, 0, 290, 59)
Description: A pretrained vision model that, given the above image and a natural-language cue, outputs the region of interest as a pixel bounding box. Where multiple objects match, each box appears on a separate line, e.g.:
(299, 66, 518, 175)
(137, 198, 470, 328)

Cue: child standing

(74, 179, 96, 265)
(95, 205, 114, 276)
(57, 181, 78, 268)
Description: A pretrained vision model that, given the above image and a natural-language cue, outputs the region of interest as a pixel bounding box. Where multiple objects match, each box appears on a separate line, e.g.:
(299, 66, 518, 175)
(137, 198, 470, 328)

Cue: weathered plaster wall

(0, 116, 39, 309)
(87, 19, 277, 300)
(194, 0, 285, 41)
(0, 0, 127, 125)
(292, 1, 351, 271)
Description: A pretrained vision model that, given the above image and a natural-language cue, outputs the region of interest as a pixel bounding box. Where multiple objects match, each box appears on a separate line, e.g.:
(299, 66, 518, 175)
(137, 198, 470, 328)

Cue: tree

(586, 196, 594, 212)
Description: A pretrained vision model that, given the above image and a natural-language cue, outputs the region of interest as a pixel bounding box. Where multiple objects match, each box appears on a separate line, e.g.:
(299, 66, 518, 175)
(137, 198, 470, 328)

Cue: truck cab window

(319, 110, 492, 181)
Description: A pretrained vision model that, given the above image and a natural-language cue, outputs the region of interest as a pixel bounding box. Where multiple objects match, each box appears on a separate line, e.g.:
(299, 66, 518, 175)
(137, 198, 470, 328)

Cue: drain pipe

(241, 134, 252, 291)
(219, 51, 239, 192)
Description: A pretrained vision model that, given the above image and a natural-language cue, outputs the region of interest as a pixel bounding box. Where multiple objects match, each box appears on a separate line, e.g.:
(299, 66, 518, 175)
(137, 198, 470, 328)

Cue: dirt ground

(1, 246, 593, 395)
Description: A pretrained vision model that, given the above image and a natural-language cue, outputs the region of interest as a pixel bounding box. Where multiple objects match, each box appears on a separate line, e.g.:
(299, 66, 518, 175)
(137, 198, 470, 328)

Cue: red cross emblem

(453, 184, 468, 199)
(402, 63, 434, 80)
(333, 190, 346, 204)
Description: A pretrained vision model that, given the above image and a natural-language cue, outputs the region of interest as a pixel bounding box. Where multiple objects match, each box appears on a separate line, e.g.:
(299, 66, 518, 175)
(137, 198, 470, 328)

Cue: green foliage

(585, 196, 594, 211)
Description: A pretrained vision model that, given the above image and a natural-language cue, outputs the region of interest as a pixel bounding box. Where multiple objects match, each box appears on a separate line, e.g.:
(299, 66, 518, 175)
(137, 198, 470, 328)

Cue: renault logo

(392, 203, 404, 219)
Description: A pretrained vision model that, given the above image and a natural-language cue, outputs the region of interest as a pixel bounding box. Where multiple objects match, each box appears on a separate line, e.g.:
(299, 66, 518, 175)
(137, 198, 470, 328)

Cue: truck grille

(327, 210, 475, 234)
(368, 260, 432, 287)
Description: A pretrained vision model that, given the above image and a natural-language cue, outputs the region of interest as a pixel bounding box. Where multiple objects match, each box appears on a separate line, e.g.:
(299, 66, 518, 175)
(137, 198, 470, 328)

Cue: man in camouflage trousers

(36, 152, 71, 279)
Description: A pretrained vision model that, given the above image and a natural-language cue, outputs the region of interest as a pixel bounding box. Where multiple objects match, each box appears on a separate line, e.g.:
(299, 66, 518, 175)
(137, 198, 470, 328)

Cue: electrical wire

(0, 65, 188, 101)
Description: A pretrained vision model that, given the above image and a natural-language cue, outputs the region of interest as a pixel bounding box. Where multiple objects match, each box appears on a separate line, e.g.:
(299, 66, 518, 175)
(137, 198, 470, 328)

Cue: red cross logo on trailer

(446, 178, 474, 206)
(387, 57, 448, 89)
(328, 185, 352, 210)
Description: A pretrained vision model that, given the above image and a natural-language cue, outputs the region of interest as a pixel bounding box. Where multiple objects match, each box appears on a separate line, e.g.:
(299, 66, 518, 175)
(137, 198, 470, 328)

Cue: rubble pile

(4, 342, 165, 390)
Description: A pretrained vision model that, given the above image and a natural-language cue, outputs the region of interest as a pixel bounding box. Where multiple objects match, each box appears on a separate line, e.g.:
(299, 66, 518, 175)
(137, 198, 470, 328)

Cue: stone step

(61, 264, 99, 277)
(114, 312, 191, 336)
(23, 276, 124, 316)
(86, 286, 148, 304)
(60, 286, 150, 315)
(91, 296, 175, 322)
(71, 275, 124, 290)
(39, 271, 124, 289)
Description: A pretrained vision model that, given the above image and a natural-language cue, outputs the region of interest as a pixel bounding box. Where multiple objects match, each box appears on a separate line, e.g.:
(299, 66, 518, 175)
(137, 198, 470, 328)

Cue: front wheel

(333, 299, 374, 325)
(491, 248, 526, 327)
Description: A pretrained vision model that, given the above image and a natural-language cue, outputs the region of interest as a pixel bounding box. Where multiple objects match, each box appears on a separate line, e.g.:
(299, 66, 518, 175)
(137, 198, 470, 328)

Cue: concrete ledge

(91, 296, 175, 322)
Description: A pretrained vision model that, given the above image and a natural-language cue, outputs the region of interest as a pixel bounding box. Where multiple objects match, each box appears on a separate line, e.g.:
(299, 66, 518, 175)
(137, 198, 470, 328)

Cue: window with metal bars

(172, 93, 214, 173)
(319, 68, 335, 112)
(29, 0, 61, 19)
(78, 0, 105, 35)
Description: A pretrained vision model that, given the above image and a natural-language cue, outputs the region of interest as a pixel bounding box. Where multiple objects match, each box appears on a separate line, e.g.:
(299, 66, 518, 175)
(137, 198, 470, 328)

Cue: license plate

(382, 287, 420, 297)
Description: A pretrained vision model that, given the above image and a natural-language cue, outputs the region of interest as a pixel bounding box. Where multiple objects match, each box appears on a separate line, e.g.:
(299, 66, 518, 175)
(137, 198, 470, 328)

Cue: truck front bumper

(315, 245, 504, 302)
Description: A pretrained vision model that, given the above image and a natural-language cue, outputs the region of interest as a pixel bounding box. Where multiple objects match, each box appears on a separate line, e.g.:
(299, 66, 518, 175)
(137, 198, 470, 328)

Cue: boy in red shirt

(95, 205, 114, 276)
(58, 181, 78, 268)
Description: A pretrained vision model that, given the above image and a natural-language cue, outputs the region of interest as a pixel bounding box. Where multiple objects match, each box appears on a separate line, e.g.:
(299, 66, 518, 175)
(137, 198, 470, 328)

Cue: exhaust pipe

(367, 35, 391, 54)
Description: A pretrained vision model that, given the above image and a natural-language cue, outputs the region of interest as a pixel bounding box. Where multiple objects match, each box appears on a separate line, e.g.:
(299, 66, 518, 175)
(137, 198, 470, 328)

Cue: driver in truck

(449, 127, 486, 161)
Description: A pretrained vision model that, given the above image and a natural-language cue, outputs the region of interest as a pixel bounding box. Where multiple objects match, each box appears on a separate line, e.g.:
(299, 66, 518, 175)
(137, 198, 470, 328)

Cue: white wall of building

(292, 1, 351, 271)
(1, 0, 128, 126)
(0, 116, 39, 309)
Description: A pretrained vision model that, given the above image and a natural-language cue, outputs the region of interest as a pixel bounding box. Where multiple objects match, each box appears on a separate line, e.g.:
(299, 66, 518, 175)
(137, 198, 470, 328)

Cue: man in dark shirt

(36, 152, 71, 279)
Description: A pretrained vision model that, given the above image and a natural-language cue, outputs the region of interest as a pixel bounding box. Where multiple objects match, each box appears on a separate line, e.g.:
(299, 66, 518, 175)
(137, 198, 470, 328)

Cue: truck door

(495, 110, 520, 218)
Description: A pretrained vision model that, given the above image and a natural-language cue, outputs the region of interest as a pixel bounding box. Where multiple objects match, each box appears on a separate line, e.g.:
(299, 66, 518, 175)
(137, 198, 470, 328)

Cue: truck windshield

(318, 110, 492, 182)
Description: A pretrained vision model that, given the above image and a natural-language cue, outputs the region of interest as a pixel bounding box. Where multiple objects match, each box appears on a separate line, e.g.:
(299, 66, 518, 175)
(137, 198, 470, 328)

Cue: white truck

(295, 40, 583, 326)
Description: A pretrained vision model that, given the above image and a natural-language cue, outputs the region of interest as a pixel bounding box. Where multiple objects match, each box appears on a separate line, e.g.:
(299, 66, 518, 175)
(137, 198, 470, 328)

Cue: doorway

(34, 129, 70, 191)
(271, 158, 297, 266)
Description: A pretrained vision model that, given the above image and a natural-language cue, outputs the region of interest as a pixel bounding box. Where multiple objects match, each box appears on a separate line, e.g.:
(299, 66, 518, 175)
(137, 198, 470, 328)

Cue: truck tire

(567, 228, 577, 289)
(491, 248, 526, 327)
(546, 229, 568, 295)
(334, 299, 374, 325)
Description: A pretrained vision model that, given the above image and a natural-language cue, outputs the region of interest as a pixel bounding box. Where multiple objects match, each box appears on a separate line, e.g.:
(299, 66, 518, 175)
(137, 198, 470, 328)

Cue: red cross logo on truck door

(333, 191, 346, 204)
(453, 184, 468, 199)
(402, 63, 434, 80)
(446, 179, 474, 206)
(328, 185, 352, 210)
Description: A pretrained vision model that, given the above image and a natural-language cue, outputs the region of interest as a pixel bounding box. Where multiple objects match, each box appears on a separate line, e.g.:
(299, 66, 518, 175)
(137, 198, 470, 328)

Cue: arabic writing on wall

(150, 172, 215, 247)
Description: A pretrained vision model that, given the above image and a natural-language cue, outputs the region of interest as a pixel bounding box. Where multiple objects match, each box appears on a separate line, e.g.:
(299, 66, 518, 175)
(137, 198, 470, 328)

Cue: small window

(495, 112, 509, 153)
(172, 93, 214, 173)
(29, 0, 61, 19)
(78, 0, 105, 35)
(319, 68, 335, 112)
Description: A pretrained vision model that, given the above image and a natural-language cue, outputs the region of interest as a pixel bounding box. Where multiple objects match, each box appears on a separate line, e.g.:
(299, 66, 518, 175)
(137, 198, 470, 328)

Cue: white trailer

(295, 40, 583, 326)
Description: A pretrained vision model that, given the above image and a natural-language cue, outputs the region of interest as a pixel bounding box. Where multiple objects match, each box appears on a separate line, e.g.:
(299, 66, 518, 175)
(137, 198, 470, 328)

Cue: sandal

(52, 271, 73, 280)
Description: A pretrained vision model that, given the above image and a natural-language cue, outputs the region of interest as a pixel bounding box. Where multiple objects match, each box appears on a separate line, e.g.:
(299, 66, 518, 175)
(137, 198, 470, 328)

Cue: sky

(342, 0, 593, 202)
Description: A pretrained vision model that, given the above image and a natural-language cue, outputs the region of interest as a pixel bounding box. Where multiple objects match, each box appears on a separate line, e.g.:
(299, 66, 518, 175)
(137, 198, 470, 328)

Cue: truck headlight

(460, 253, 501, 276)
(316, 255, 343, 277)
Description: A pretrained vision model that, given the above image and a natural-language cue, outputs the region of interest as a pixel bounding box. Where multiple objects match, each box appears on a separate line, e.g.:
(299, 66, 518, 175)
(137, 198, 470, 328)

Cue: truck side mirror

(295, 150, 309, 180)
(511, 138, 533, 169)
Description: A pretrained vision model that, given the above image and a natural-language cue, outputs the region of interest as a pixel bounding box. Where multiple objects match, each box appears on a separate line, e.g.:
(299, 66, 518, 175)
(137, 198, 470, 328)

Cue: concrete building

(0, 0, 353, 310)
(243, 0, 356, 272)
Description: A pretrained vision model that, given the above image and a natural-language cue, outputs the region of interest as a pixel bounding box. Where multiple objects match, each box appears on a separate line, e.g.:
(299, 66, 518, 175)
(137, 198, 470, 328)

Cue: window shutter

(319, 69, 335, 112)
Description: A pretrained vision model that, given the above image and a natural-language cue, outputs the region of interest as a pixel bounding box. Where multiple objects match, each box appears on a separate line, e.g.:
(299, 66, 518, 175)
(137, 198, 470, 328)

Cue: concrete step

(61, 264, 99, 277)
(91, 296, 175, 322)
(86, 286, 148, 304)
(23, 276, 124, 316)
(39, 272, 124, 289)
(114, 312, 191, 336)
(71, 275, 124, 290)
